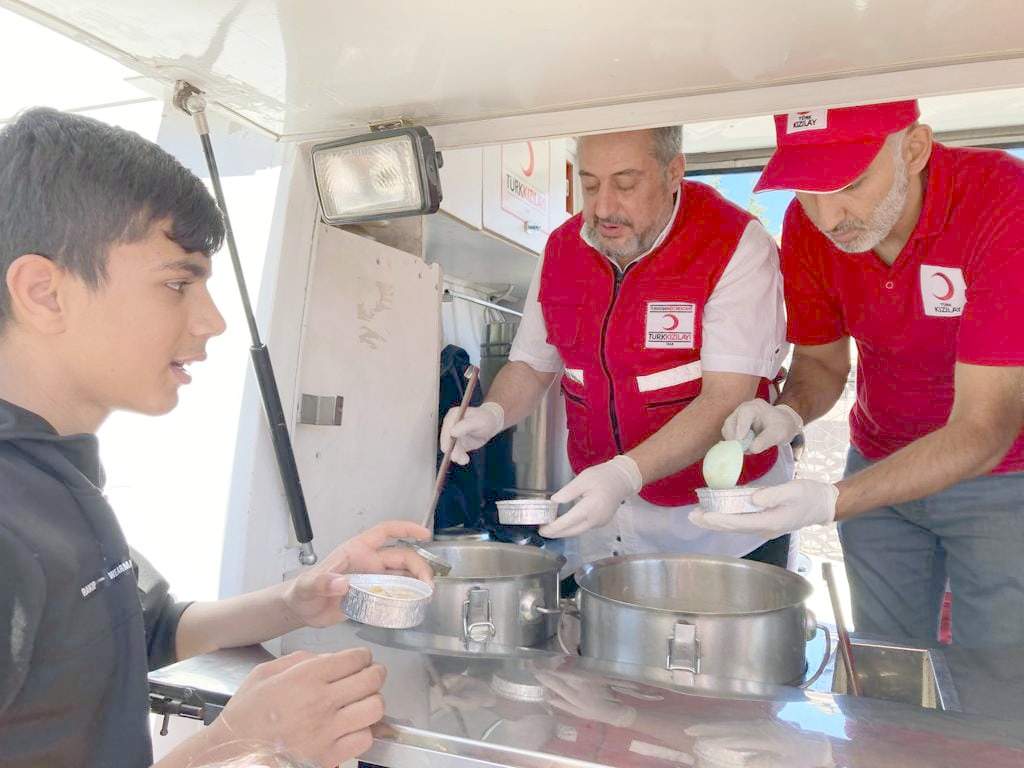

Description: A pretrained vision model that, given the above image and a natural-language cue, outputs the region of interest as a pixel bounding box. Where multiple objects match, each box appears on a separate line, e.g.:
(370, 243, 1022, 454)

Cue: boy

(0, 107, 431, 767)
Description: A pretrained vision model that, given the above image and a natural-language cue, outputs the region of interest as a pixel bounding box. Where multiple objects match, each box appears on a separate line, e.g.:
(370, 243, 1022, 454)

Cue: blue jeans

(839, 447, 1024, 648)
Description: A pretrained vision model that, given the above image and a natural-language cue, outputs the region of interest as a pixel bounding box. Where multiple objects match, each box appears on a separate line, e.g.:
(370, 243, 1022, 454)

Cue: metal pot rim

(574, 553, 812, 617)
(426, 540, 566, 581)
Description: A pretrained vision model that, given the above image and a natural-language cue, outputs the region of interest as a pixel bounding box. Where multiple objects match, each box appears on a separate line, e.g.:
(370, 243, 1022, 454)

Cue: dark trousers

(742, 533, 791, 569)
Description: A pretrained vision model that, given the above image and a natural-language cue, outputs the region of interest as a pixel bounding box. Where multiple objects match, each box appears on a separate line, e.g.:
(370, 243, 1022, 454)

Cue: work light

(311, 126, 443, 225)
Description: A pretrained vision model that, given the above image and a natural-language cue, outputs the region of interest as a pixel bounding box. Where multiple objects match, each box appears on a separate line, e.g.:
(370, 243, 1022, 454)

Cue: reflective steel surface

(151, 622, 1024, 768)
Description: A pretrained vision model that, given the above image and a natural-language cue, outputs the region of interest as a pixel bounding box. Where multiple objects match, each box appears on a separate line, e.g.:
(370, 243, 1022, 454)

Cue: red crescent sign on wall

(522, 141, 535, 177)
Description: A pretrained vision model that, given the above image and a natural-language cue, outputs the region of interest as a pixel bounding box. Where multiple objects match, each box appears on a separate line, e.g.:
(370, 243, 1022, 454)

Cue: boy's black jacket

(0, 399, 189, 767)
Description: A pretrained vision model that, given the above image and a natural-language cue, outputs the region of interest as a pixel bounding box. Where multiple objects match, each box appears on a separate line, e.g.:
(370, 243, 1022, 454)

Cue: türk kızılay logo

(919, 264, 966, 317)
(787, 109, 828, 134)
(501, 141, 549, 221)
(645, 301, 695, 349)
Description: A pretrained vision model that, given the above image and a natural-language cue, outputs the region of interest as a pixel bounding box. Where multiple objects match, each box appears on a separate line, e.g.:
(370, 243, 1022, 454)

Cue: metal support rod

(173, 81, 317, 566)
(822, 561, 860, 696)
(443, 289, 523, 318)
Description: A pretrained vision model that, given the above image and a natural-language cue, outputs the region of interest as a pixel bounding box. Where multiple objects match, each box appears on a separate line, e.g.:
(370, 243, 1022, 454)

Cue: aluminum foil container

(695, 486, 761, 515)
(496, 499, 559, 525)
(342, 574, 433, 628)
(490, 669, 547, 703)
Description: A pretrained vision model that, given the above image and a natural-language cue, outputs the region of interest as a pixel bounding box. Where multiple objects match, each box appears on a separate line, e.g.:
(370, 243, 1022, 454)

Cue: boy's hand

(282, 520, 433, 628)
(209, 648, 386, 766)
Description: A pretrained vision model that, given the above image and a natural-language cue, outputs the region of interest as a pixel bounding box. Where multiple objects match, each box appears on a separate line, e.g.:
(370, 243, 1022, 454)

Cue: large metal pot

(576, 554, 817, 685)
(421, 541, 565, 647)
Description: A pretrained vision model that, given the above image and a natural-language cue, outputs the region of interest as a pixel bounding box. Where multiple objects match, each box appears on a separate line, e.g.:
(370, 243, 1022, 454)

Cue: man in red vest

(693, 101, 1024, 646)
(441, 127, 793, 568)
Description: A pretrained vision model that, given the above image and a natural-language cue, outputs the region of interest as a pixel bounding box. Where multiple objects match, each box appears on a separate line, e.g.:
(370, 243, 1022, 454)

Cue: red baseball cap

(754, 100, 920, 193)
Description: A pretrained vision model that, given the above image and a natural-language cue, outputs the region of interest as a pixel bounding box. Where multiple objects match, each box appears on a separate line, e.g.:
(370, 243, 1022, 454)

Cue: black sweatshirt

(0, 400, 191, 767)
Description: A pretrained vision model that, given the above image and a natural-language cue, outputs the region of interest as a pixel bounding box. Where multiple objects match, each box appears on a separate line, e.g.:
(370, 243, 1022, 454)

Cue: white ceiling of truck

(3, 0, 1024, 148)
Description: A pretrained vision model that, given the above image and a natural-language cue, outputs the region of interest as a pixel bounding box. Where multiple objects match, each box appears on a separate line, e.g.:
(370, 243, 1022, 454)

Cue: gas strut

(172, 81, 317, 566)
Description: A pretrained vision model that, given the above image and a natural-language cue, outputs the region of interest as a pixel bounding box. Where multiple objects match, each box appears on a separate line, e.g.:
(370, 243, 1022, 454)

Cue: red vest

(539, 181, 777, 506)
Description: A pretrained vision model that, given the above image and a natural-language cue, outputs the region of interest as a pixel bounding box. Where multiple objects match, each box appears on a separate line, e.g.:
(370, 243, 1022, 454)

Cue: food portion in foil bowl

(342, 573, 433, 628)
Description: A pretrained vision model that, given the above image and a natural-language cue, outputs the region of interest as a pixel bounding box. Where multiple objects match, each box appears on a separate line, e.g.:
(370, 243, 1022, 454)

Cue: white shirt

(509, 197, 792, 562)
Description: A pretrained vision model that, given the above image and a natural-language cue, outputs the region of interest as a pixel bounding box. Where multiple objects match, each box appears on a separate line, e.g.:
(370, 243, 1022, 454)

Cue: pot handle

(554, 598, 581, 656)
(666, 621, 700, 674)
(462, 587, 496, 643)
(799, 616, 832, 689)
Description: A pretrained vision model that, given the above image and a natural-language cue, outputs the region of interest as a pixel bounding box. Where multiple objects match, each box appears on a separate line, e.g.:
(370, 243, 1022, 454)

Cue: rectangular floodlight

(312, 126, 443, 225)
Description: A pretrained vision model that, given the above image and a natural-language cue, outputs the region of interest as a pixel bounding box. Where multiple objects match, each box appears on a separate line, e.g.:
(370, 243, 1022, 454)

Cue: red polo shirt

(781, 143, 1024, 473)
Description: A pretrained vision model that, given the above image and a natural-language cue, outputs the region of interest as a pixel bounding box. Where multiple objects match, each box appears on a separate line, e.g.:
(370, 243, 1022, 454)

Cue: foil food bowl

(342, 574, 433, 628)
(695, 486, 762, 515)
(496, 498, 559, 525)
(490, 669, 546, 703)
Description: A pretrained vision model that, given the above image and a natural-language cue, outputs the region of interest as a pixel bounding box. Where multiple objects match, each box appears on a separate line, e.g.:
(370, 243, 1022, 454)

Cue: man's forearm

(776, 348, 850, 426)
(484, 360, 557, 428)
(174, 582, 300, 661)
(836, 418, 1017, 520)
(627, 374, 759, 485)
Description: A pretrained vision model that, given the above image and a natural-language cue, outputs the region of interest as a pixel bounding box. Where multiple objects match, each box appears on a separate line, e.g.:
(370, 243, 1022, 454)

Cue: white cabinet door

(291, 224, 442, 550)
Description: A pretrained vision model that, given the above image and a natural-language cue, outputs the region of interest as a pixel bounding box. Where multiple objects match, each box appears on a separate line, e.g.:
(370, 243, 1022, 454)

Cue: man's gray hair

(650, 125, 683, 167)
(575, 126, 682, 168)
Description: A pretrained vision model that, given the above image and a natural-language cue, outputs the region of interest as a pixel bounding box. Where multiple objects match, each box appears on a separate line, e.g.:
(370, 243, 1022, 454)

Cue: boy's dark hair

(0, 106, 225, 325)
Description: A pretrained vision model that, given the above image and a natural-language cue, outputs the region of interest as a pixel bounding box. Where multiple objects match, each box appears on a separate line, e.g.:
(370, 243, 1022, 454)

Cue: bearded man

(440, 127, 793, 571)
(693, 101, 1024, 648)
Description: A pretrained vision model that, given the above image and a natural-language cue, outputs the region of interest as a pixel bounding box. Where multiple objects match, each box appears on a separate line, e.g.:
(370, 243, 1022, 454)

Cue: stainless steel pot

(434, 527, 490, 541)
(421, 541, 565, 647)
(576, 554, 818, 685)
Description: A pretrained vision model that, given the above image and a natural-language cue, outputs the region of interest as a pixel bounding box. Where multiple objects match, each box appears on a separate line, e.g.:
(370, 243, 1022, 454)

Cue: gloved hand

(533, 671, 638, 728)
(538, 455, 643, 539)
(439, 402, 505, 466)
(689, 479, 839, 537)
(722, 399, 803, 454)
(686, 720, 835, 767)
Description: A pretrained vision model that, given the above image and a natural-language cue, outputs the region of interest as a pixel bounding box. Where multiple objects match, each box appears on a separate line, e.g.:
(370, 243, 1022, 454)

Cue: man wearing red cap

(691, 100, 1024, 646)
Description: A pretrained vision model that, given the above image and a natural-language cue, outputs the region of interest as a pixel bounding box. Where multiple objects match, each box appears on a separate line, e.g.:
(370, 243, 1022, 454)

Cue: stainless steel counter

(150, 621, 1024, 767)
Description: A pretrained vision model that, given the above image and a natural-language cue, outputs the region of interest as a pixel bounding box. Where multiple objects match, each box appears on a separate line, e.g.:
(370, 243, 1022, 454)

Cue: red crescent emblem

(522, 142, 535, 177)
(662, 314, 680, 331)
(933, 272, 955, 301)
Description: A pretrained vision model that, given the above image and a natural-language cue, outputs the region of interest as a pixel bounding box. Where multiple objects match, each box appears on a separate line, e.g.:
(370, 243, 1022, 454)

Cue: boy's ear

(5, 254, 68, 334)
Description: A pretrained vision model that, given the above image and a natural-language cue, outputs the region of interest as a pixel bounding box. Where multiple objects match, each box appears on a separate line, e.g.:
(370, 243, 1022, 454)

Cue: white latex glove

(722, 399, 803, 454)
(533, 671, 638, 728)
(689, 479, 839, 538)
(439, 402, 505, 466)
(538, 455, 643, 539)
(686, 721, 835, 767)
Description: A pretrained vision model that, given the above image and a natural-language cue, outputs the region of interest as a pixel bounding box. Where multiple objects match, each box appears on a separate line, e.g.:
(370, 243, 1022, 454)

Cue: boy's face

(59, 220, 226, 418)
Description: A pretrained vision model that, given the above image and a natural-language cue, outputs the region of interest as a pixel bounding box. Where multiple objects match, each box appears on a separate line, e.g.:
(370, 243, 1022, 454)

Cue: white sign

(787, 108, 828, 134)
(500, 140, 550, 227)
(645, 301, 695, 349)
(919, 264, 966, 317)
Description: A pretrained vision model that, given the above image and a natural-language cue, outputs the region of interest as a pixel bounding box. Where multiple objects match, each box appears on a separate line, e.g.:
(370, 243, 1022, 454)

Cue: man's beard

(826, 144, 910, 254)
(583, 202, 673, 264)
